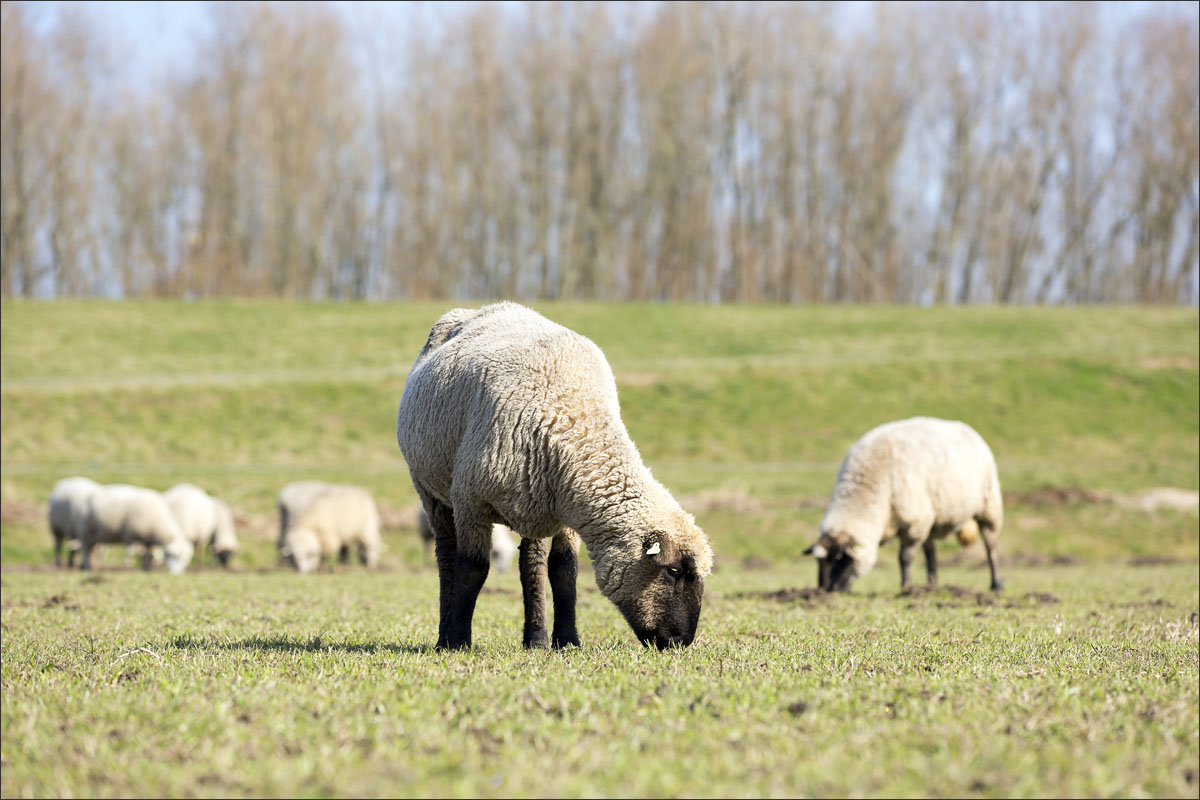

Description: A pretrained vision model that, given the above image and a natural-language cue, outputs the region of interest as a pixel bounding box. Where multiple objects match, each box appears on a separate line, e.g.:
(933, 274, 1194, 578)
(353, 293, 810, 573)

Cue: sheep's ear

(804, 544, 828, 559)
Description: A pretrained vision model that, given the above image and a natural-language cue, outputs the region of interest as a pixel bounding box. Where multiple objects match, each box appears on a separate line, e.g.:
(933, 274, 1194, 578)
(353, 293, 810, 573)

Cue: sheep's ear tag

(645, 541, 661, 556)
(806, 544, 828, 559)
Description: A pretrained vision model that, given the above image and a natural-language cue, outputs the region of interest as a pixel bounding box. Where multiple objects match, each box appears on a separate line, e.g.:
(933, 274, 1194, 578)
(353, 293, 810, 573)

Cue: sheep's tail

(957, 518, 979, 547)
(417, 307, 479, 360)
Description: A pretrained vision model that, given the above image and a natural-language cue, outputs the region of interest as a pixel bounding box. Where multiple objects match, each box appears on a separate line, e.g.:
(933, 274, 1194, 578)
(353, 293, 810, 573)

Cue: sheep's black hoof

(991, 579, 1004, 592)
(523, 629, 550, 649)
(551, 632, 581, 649)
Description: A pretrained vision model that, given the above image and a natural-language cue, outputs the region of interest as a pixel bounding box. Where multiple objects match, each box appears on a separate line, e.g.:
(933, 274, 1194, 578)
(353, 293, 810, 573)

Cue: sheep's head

(162, 539, 194, 575)
(598, 516, 713, 650)
(805, 531, 858, 592)
(281, 528, 322, 574)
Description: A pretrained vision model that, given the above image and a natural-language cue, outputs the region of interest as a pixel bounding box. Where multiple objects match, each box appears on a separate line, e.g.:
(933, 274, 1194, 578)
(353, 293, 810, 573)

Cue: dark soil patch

(901, 585, 1060, 609)
(1128, 555, 1193, 567)
(741, 555, 774, 571)
(1005, 486, 1111, 507)
(737, 587, 833, 607)
(996, 552, 1082, 568)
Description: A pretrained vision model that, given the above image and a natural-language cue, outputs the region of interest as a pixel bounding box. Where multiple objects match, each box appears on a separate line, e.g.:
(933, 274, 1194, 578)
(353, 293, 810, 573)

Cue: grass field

(1, 300, 1197, 797)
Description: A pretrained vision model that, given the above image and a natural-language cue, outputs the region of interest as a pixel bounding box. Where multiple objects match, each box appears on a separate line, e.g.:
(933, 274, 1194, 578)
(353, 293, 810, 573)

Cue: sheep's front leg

(444, 503, 493, 650)
(548, 531, 581, 648)
(923, 538, 938, 586)
(519, 537, 550, 649)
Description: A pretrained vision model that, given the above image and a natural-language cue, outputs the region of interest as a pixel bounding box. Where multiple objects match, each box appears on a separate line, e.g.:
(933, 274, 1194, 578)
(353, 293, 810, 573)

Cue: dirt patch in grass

(901, 584, 1060, 609)
(736, 587, 833, 607)
(1006, 486, 1113, 507)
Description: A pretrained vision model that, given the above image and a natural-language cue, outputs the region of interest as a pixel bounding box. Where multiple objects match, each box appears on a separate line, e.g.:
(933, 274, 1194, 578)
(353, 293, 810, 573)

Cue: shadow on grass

(169, 634, 433, 655)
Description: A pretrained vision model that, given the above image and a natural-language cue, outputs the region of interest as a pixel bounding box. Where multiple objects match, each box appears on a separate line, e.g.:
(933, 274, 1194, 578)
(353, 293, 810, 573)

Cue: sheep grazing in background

(48, 476, 102, 567)
(280, 484, 382, 573)
(276, 480, 334, 553)
(163, 483, 240, 567)
(418, 508, 519, 572)
(397, 302, 714, 651)
(82, 484, 195, 574)
(806, 416, 1003, 593)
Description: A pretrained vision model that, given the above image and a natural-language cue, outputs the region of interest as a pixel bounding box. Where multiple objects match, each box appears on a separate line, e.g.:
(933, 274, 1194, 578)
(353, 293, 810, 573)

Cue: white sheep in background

(418, 508, 518, 572)
(48, 476, 101, 567)
(280, 484, 382, 573)
(805, 416, 1003, 593)
(82, 484, 194, 574)
(276, 480, 333, 553)
(397, 302, 714, 651)
(163, 483, 240, 567)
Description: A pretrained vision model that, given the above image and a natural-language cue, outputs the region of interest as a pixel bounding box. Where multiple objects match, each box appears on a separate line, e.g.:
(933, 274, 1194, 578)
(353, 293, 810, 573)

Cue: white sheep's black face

(163, 541, 194, 575)
(805, 534, 857, 592)
(615, 536, 705, 650)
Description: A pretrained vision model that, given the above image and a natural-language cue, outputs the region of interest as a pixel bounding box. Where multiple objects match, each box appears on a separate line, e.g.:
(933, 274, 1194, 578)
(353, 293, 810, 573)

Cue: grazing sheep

(48, 476, 101, 567)
(418, 508, 519, 572)
(82, 484, 194, 574)
(280, 485, 382, 573)
(805, 416, 1003, 593)
(163, 484, 240, 567)
(276, 480, 333, 553)
(397, 302, 714, 651)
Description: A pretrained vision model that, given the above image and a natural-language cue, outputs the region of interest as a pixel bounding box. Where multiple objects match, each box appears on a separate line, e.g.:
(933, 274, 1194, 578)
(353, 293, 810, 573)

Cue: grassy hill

(2, 301, 1196, 565)
(1, 301, 1197, 797)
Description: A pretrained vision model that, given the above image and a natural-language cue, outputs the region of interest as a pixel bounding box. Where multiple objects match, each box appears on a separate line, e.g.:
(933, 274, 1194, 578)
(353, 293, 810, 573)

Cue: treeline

(2, 1, 1197, 303)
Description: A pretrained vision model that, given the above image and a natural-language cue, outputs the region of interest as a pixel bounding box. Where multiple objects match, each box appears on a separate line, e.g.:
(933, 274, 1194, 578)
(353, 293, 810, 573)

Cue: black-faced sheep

(806, 416, 1003, 593)
(396, 302, 714, 650)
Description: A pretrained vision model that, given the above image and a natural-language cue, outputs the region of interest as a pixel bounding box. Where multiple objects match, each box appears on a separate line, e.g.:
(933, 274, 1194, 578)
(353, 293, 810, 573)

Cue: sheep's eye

(665, 565, 682, 579)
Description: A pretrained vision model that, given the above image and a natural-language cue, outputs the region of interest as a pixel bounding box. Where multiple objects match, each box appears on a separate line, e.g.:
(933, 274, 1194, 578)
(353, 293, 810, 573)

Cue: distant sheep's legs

(923, 539, 938, 586)
(979, 517, 1003, 591)
(548, 532, 581, 648)
(898, 541, 918, 591)
(519, 538, 550, 649)
(53, 532, 64, 567)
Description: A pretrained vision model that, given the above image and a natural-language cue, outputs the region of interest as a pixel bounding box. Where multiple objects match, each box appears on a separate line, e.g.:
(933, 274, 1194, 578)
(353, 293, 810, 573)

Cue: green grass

(1, 300, 1198, 796)
(2, 565, 1196, 798)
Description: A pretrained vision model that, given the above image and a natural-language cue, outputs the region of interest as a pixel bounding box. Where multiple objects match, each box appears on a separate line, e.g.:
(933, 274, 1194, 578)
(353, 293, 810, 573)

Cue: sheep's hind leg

(519, 537, 550, 649)
(978, 516, 1003, 592)
(923, 538, 938, 586)
(52, 529, 64, 567)
(548, 530, 581, 648)
(443, 502, 493, 650)
(418, 490, 458, 649)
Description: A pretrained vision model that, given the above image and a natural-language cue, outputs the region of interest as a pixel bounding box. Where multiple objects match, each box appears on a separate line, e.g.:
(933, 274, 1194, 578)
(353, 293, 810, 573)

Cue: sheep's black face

(215, 550, 233, 568)
(620, 541, 705, 649)
(807, 539, 856, 592)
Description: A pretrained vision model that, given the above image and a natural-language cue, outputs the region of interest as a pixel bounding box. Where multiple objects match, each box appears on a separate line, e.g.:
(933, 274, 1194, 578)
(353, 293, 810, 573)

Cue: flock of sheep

(47, 477, 521, 577)
(48, 301, 1004, 651)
